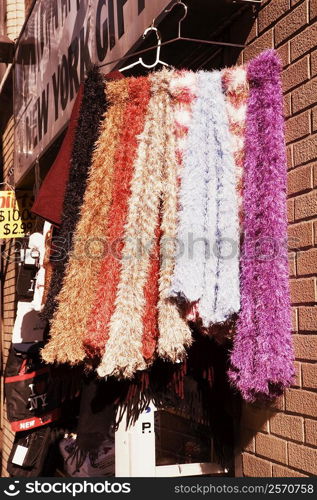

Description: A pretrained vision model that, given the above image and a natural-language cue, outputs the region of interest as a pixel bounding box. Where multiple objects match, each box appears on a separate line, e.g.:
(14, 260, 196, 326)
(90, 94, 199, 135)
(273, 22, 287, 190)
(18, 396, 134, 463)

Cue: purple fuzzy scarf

(229, 50, 294, 401)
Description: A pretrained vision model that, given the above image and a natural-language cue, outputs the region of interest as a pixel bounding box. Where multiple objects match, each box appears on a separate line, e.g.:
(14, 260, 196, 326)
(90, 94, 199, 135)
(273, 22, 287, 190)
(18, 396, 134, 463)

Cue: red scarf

(84, 76, 151, 358)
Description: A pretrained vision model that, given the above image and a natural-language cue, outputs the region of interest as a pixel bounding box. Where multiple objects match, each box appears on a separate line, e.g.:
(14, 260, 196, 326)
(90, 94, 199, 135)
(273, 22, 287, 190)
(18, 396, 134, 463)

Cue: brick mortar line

(284, 106, 312, 120)
(287, 187, 314, 198)
(287, 184, 317, 193)
(292, 215, 317, 224)
(288, 217, 317, 226)
(288, 120, 317, 137)
(243, 450, 313, 477)
(291, 302, 317, 306)
(290, 44, 317, 65)
(296, 330, 317, 334)
(291, 104, 317, 116)
(288, 254, 317, 258)
(245, 404, 316, 414)
(263, 432, 317, 451)
(282, 76, 311, 95)
(286, 156, 314, 166)
(282, 408, 317, 417)
(292, 332, 317, 336)
(286, 134, 312, 147)
(287, 386, 317, 394)
(268, 431, 306, 446)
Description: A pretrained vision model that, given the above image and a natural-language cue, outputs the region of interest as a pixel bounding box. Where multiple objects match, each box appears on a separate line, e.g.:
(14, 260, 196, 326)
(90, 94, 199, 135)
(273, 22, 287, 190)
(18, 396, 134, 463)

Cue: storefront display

(2, 0, 307, 481)
(4, 50, 294, 478)
(36, 51, 293, 403)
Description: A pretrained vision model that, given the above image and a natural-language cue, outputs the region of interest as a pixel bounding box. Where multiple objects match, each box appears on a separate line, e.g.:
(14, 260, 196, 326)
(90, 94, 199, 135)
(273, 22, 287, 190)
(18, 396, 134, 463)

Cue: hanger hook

(143, 24, 160, 43)
(140, 25, 163, 69)
(165, 0, 188, 38)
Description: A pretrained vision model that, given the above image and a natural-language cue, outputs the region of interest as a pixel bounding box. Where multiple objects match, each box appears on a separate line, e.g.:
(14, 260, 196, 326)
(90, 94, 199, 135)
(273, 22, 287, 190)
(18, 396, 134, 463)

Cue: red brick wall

(1, 118, 18, 477)
(238, 0, 317, 477)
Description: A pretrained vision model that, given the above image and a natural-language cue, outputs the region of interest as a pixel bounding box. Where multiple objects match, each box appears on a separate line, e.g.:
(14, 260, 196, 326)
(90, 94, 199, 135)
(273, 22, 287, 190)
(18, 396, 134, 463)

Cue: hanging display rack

(99, 0, 247, 70)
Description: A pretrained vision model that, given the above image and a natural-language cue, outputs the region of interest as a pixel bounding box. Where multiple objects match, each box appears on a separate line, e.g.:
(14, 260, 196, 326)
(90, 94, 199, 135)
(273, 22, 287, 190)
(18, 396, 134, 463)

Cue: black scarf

(73, 329, 235, 469)
(42, 66, 107, 321)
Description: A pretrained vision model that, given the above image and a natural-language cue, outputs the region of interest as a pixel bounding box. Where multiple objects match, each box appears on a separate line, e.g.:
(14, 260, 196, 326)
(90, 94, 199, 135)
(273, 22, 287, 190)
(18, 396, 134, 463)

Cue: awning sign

(0, 191, 36, 239)
(14, 0, 171, 184)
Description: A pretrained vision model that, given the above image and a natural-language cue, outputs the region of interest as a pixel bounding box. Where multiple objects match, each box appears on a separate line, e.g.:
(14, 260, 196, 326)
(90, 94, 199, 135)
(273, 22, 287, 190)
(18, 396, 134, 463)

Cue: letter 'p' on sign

(142, 422, 152, 433)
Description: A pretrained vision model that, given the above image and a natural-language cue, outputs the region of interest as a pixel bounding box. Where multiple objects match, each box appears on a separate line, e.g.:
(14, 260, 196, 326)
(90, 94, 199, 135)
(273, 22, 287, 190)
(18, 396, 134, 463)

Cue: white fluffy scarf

(169, 71, 240, 326)
(198, 71, 240, 326)
(169, 71, 211, 303)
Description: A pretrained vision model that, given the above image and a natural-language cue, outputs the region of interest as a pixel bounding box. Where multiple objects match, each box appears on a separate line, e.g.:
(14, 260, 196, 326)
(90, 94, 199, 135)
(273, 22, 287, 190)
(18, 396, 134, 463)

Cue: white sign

(14, 0, 171, 184)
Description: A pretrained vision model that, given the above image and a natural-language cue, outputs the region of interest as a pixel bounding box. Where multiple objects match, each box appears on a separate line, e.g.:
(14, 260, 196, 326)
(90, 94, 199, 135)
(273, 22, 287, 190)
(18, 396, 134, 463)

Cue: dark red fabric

(32, 71, 123, 226)
(31, 85, 84, 226)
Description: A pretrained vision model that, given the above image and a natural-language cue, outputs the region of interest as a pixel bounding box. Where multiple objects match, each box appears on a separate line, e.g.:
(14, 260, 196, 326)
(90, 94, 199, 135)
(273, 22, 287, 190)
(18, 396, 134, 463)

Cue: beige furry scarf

(97, 71, 168, 378)
(156, 72, 194, 362)
(222, 66, 249, 227)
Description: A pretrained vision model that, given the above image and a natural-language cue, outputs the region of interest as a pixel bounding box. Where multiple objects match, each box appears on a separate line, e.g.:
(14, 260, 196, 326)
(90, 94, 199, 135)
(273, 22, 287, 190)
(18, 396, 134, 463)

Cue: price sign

(0, 191, 36, 239)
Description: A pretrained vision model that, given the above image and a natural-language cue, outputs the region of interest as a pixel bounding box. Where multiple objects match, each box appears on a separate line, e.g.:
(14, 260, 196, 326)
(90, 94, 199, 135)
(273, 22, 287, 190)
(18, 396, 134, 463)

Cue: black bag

(5, 344, 61, 432)
(16, 267, 37, 299)
(7, 426, 53, 477)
